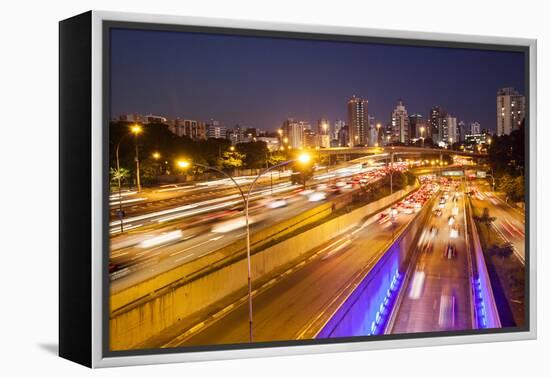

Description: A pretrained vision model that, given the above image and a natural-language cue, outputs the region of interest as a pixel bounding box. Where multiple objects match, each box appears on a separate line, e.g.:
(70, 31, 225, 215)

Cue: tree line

(110, 122, 286, 186)
(487, 121, 525, 203)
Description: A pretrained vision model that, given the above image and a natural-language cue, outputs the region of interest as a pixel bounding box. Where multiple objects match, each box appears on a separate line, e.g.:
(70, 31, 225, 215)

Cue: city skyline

(106, 27, 527, 352)
(110, 28, 525, 133)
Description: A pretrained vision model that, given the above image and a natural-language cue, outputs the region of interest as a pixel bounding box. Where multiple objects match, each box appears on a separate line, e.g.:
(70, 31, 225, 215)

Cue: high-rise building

(317, 118, 331, 148)
(304, 129, 317, 149)
(409, 114, 428, 141)
(168, 118, 206, 140)
(458, 121, 467, 142)
(226, 125, 244, 144)
(317, 118, 330, 135)
(446, 116, 458, 145)
(469, 121, 481, 135)
(347, 96, 368, 146)
(317, 118, 330, 136)
(497, 87, 525, 136)
(282, 118, 304, 149)
(390, 100, 409, 144)
(367, 115, 377, 146)
(332, 120, 345, 145)
(206, 120, 226, 139)
(144, 114, 168, 124)
(339, 125, 349, 147)
(429, 106, 447, 143)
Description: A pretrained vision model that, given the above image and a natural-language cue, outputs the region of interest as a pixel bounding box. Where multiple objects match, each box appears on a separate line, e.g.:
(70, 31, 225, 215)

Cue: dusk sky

(110, 28, 525, 133)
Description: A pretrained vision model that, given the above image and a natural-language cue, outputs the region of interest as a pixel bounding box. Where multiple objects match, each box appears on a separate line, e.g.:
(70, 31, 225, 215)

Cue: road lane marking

(169, 236, 225, 257)
(175, 253, 195, 263)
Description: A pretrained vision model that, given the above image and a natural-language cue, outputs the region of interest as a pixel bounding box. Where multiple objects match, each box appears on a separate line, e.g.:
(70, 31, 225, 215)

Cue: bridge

(317, 146, 486, 159)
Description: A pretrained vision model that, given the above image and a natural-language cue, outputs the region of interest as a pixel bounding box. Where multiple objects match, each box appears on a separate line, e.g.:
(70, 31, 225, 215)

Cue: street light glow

(297, 152, 311, 164)
(130, 124, 143, 135)
(177, 160, 191, 169)
(152, 152, 160, 160)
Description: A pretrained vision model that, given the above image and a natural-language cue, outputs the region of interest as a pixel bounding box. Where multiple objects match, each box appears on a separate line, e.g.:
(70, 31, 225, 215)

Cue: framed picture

(59, 10, 537, 368)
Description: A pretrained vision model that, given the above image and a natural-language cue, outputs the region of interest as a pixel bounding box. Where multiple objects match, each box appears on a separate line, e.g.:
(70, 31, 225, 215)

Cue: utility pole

(135, 142, 141, 192)
(390, 152, 394, 194)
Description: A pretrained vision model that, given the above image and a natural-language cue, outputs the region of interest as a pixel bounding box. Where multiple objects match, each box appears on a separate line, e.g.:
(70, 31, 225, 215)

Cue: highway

(469, 181, 525, 263)
(110, 188, 328, 291)
(390, 179, 474, 334)
(109, 162, 405, 291)
(156, 181, 438, 347)
(109, 172, 295, 222)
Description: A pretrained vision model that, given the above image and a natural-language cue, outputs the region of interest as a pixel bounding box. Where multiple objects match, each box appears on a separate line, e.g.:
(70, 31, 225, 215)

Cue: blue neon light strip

(369, 269, 403, 335)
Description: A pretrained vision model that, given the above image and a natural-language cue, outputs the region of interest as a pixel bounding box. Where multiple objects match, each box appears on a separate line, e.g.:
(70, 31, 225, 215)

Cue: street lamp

(297, 152, 311, 164)
(420, 126, 425, 148)
(129, 125, 143, 192)
(243, 152, 312, 341)
(114, 124, 143, 232)
(152, 151, 161, 181)
(175, 154, 312, 343)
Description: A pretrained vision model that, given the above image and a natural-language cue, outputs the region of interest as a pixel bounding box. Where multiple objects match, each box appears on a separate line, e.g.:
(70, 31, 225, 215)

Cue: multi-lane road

(469, 181, 525, 263)
(390, 179, 474, 333)
(109, 162, 402, 291)
(154, 182, 438, 347)
(109, 159, 524, 348)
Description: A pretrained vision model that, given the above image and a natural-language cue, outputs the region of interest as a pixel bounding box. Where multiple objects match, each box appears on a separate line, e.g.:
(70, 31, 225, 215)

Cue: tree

(236, 141, 268, 169)
(475, 207, 496, 243)
(513, 176, 525, 202)
(110, 167, 130, 189)
(497, 173, 525, 203)
(268, 152, 287, 167)
(138, 158, 162, 185)
(219, 150, 245, 172)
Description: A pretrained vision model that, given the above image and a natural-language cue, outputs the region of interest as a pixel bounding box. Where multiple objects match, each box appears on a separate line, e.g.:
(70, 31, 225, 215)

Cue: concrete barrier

(467, 201, 501, 329)
(310, 193, 434, 338)
(110, 184, 418, 350)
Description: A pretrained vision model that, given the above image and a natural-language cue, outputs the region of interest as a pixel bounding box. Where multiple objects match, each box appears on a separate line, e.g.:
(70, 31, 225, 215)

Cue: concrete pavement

(390, 181, 474, 334)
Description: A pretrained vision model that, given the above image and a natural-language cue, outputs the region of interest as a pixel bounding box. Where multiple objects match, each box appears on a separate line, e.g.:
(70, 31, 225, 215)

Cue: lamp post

(152, 151, 161, 180)
(176, 153, 312, 343)
(420, 126, 425, 148)
(389, 152, 394, 194)
(130, 124, 143, 192)
(265, 146, 274, 194)
(114, 124, 142, 232)
(243, 152, 311, 342)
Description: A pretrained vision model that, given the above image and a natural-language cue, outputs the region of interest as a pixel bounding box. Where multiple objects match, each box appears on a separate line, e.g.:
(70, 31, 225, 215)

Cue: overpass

(318, 146, 486, 159)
